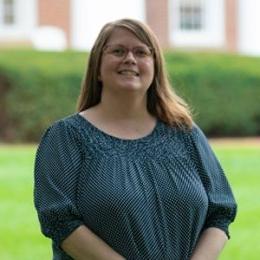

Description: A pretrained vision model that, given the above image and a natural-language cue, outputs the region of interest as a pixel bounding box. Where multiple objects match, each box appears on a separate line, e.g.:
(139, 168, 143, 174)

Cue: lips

(118, 70, 139, 76)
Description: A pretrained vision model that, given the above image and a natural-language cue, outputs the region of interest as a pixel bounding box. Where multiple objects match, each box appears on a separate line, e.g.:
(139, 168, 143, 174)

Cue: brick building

(0, 0, 260, 56)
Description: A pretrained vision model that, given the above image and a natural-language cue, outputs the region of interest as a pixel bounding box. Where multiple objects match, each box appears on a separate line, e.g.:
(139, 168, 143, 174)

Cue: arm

(34, 120, 124, 259)
(190, 227, 228, 260)
(61, 225, 125, 260)
(190, 125, 237, 258)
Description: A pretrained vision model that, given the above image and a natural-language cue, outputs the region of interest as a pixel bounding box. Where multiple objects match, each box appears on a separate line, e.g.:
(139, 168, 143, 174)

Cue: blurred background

(0, 0, 259, 259)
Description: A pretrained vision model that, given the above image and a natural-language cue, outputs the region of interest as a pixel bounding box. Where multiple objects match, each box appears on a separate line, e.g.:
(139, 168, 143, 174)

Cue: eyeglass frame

(102, 44, 154, 60)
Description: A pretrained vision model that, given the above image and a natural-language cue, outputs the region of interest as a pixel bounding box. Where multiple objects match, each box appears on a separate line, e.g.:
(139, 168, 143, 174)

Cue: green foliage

(0, 50, 86, 142)
(0, 143, 259, 259)
(0, 50, 260, 142)
(165, 52, 260, 136)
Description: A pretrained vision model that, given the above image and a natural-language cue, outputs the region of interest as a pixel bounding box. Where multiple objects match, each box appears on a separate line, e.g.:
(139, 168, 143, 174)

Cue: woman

(34, 18, 237, 260)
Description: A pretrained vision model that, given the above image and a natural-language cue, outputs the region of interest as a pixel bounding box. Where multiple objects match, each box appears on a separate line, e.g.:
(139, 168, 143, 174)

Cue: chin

(119, 84, 143, 91)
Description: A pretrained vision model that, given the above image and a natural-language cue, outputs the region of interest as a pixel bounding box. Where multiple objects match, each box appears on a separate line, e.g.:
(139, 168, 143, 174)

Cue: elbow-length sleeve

(34, 120, 84, 247)
(190, 124, 237, 238)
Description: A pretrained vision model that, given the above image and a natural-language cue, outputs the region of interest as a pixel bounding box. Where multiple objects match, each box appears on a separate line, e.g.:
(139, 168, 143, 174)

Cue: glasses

(103, 44, 153, 60)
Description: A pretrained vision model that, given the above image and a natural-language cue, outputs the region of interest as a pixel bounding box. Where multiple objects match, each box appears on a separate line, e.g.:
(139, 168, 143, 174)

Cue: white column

(238, 0, 260, 56)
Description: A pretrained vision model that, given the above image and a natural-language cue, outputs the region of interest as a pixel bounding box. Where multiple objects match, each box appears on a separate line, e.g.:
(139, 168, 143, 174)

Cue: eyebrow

(106, 43, 150, 48)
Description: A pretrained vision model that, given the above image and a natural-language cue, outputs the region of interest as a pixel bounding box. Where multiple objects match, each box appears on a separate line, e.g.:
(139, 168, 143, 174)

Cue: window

(170, 0, 225, 48)
(179, 0, 205, 31)
(0, 0, 36, 40)
(1, 0, 15, 25)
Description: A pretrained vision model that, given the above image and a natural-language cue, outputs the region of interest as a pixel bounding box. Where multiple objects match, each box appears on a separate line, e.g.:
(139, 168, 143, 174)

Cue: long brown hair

(77, 18, 193, 129)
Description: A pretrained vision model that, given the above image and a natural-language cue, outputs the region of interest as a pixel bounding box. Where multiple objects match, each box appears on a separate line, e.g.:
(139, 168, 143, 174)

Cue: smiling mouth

(118, 70, 139, 76)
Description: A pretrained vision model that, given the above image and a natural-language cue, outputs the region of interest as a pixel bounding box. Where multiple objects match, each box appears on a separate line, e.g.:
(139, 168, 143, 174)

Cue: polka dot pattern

(34, 114, 237, 260)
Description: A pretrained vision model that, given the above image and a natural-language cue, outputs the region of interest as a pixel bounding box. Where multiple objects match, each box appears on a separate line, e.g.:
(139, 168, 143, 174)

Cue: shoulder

(187, 122, 209, 145)
(164, 122, 203, 144)
(188, 123, 219, 163)
(44, 113, 81, 135)
(50, 113, 80, 129)
(168, 122, 211, 156)
(39, 113, 84, 147)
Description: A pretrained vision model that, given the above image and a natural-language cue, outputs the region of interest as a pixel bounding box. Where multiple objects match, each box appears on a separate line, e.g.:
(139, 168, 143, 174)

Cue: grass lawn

(0, 145, 51, 259)
(0, 141, 259, 259)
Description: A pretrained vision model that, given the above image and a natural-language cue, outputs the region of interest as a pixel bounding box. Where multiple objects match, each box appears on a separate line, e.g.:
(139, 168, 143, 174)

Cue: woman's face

(99, 28, 154, 95)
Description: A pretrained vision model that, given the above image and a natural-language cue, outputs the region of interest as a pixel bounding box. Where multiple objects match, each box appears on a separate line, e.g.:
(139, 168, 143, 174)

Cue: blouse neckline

(76, 113, 160, 144)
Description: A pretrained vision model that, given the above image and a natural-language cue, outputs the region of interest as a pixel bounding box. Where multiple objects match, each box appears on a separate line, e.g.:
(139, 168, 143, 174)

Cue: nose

(123, 50, 137, 64)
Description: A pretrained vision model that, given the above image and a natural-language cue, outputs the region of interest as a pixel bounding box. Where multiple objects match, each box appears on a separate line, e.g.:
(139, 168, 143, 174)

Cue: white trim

(170, 0, 225, 48)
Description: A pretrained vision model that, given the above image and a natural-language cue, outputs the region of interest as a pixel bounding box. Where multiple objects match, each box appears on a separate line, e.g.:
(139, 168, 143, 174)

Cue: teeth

(119, 70, 138, 76)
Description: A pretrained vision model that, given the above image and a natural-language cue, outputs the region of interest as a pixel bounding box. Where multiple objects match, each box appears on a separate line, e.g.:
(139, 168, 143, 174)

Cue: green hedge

(0, 50, 86, 142)
(165, 52, 260, 136)
(0, 50, 259, 142)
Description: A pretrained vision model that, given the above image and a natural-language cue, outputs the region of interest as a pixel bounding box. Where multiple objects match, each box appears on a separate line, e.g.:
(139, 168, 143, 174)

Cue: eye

(111, 47, 126, 56)
(134, 48, 151, 57)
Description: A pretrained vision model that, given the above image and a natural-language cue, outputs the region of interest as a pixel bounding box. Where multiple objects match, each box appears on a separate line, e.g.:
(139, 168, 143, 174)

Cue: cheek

(142, 60, 154, 78)
(100, 59, 117, 75)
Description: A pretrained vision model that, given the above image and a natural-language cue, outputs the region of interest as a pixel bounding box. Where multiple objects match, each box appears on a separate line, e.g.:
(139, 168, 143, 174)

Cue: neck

(96, 90, 151, 122)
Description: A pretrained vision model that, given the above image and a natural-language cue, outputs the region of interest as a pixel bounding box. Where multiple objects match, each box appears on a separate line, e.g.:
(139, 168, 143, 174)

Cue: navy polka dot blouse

(34, 113, 237, 260)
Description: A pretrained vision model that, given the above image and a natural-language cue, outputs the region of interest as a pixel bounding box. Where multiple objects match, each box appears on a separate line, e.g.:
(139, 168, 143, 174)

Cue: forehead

(106, 27, 147, 46)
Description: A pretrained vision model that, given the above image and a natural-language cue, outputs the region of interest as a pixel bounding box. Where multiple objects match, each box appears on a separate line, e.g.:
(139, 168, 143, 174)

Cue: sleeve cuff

(203, 219, 231, 239)
(39, 212, 84, 247)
